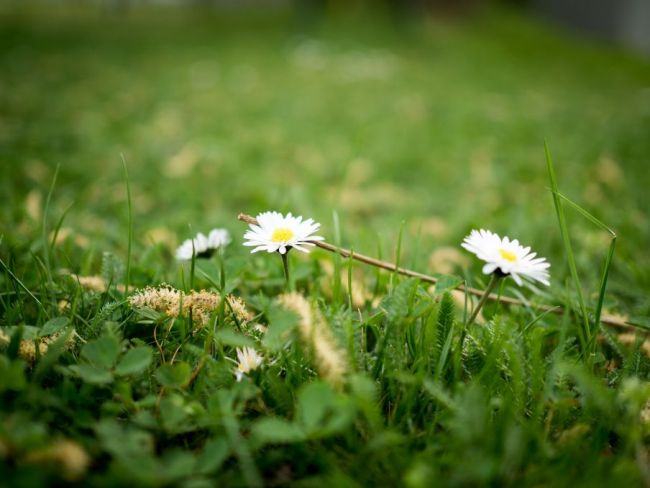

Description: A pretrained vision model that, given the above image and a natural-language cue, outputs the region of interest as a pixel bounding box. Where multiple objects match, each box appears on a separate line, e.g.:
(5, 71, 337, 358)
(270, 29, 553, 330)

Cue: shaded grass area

(0, 5, 649, 487)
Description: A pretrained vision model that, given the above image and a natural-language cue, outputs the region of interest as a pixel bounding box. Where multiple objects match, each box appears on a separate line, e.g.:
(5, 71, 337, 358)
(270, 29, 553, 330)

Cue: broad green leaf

(297, 381, 355, 437)
(73, 364, 114, 384)
(155, 362, 191, 388)
(263, 305, 297, 351)
(0, 356, 27, 391)
(160, 450, 196, 481)
(115, 346, 153, 376)
(251, 418, 305, 445)
(348, 374, 381, 428)
(81, 335, 120, 369)
(96, 419, 154, 459)
(195, 438, 230, 475)
(215, 329, 254, 348)
(297, 381, 335, 432)
(159, 395, 189, 432)
(39, 316, 69, 337)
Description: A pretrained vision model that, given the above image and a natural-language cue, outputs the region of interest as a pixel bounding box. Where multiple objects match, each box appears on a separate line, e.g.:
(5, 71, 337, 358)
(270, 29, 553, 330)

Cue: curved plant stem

(238, 213, 634, 331)
(466, 274, 500, 326)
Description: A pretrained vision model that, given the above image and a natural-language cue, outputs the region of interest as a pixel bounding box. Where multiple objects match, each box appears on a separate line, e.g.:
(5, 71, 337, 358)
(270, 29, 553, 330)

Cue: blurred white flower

(243, 211, 324, 255)
(461, 229, 550, 286)
(176, 229, 231, 260)
(234, 347, 263, 382)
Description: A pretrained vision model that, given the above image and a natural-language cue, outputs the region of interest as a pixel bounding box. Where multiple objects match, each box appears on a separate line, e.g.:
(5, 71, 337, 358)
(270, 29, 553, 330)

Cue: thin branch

(467, 274, 500, 326)
(237, 213, 635, 331)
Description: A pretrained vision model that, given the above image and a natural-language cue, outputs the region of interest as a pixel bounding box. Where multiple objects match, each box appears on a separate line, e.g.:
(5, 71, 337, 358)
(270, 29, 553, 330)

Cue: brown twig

(238, 213, 635, 331)
(185, 357, 206, 389)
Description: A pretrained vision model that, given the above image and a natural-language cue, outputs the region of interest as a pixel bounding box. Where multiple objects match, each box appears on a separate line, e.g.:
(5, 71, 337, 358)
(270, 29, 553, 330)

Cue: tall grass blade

(0, 254, 44, 312)
(554, 192, 617, 341)
(544, 143, 589, 350)
(121, 154, 133, 295)
(48, 201, 74, 254)
(42, 163, 60, 310)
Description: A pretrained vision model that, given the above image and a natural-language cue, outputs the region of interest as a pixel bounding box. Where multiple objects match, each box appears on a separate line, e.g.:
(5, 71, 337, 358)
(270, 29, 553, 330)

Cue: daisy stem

(281, 252, 292, 291)
(466, 274, 500, 326)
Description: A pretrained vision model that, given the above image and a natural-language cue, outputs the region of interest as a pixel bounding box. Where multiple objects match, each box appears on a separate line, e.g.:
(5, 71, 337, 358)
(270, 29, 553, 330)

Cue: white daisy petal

(233, 347, 263, 382)
(251, 246, 269, 253)
(511, 272, 524, 286)
(461, 229, 551, 287)
(482, 263, 498, 274)
(292, 243, 311, 253)
(175, 228, 231, 261)
(242, 211, 324, 255)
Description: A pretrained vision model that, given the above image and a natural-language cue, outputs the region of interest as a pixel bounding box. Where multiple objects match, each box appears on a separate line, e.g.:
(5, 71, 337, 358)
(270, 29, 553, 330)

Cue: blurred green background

(1, 1, 649, 315)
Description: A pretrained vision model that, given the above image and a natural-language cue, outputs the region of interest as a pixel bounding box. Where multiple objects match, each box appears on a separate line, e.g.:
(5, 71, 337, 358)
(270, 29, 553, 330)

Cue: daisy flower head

(461, 229, 550, 286)
(176, 228, 231, 261)
(243, 211, 324, 255)
(234, 347, 263, 382)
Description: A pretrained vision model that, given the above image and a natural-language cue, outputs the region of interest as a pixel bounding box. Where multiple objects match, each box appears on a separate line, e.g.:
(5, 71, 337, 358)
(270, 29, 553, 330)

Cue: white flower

(175, 228, 231, 260)
(461, 229, 550, 286)
(234, 347, 263, 382)
(243, 211, 324, 255)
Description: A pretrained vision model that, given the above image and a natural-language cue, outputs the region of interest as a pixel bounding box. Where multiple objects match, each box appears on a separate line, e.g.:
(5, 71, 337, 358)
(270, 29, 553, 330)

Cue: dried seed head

(128, 284, 182, 317)
(25, 439, 90, 481)
(277, 292, 347, 387)
(227, 295, 254, 323)
(181, 290, 220, 328)
(0, 331, 74, 363)
(428, 246, 468, 275)
(617, 333, 650, 357)
(128, 285, 253, 330)
(75, 275, 107, 293)
(642, 400, 650, 425)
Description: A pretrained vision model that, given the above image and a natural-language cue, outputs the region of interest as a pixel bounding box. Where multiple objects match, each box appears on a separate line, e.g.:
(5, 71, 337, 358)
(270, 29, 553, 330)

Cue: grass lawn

(1, 4, 649, 486)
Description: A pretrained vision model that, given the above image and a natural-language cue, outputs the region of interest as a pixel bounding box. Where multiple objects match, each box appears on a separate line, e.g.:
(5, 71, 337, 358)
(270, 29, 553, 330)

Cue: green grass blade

(544, 142, 589, 350)
(0, 254, 44, 312)
(548, 168, 618, 349)
(48, 201, 74, 254)
(42, 163, 60, 310)
(121, 154, 133, 295)
(553, 191, 617, 338)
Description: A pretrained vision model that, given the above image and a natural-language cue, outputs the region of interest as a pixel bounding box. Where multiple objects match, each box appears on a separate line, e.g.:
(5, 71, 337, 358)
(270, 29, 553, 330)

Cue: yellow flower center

(271, 227, 294, 243)
(499, 249, 517, 262)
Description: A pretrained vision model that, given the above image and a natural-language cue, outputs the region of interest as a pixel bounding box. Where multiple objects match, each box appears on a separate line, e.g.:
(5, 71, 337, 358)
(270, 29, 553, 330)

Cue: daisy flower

(176, 228, 231, 260)
(234, 347, 263, 382)
(243, 211, 324, 255)
(461, 229, 550, 286)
